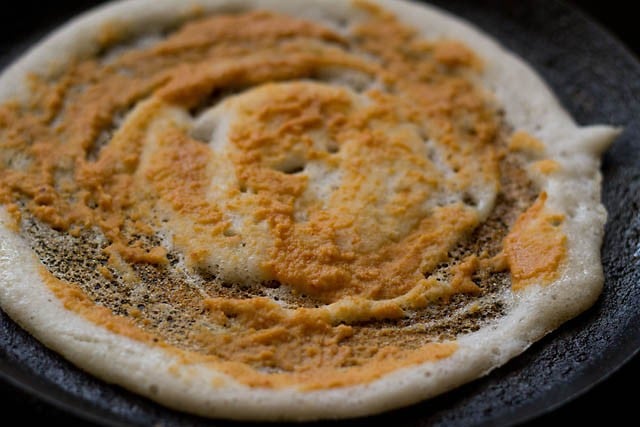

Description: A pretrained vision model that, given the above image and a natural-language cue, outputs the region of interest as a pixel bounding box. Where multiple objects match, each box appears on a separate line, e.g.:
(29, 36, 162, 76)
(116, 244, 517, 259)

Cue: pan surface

(0, 0, 639, 425)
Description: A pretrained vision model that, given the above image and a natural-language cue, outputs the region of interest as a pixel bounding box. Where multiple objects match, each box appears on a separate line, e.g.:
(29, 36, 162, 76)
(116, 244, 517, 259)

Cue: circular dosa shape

(0, 0, 632, 424)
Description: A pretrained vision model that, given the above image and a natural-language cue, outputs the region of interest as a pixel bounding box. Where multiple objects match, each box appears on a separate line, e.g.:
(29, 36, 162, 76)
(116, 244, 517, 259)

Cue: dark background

(0, 1, 638, 426)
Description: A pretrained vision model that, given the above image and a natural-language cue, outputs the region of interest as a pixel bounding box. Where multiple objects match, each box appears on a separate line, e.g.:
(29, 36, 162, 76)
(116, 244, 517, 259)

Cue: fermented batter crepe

(0, 0, 618, 421)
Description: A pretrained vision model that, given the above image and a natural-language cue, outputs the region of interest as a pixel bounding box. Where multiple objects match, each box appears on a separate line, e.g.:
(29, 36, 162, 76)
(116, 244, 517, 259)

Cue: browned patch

(532, 159, 561, 175)
(504, 192, 567, 289)
(508, 130, 545, 155)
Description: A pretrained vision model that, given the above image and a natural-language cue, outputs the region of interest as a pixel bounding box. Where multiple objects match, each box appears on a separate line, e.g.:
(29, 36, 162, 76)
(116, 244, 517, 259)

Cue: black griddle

(1, 1, 639, 425)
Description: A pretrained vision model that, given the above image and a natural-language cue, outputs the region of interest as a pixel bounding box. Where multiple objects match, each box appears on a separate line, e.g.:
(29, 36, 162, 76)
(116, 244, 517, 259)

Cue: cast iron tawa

(0, 1, 638, 425)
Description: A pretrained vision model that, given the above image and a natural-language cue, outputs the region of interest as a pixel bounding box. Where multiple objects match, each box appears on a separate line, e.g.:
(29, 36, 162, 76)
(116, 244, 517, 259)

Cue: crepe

(0, 0, 618, 421)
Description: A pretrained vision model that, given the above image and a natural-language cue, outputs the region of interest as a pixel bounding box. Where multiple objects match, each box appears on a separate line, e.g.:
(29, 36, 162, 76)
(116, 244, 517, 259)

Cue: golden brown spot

(433, 40, 482, 69)
(504, 192, 567, 289)
(508, 130, 545, 155)
(532, 159, 561, 175)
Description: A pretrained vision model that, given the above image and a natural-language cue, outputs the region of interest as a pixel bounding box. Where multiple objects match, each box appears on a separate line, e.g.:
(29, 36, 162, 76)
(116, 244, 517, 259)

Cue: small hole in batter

(462, 193, 478, 207)
(280, 164, 306, 175)
(327, 141, 340, 154)
(223, 228, 237, 237)
(262, 280, 281, 289)
(329, 15, 349, 30)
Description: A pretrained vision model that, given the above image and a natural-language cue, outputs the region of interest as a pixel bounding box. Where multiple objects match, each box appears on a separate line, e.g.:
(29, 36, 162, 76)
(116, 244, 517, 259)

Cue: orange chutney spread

(0, 2, 566, 389)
